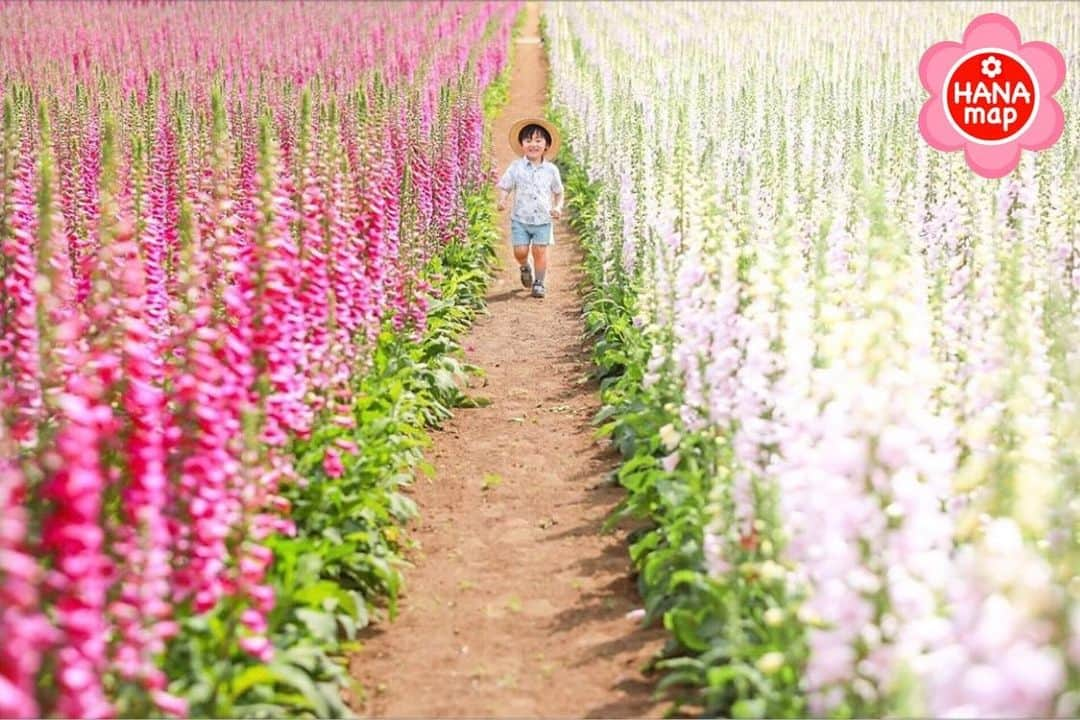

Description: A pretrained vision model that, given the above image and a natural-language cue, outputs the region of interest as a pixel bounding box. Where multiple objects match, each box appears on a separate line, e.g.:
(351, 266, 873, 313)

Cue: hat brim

(508, 117, 561, 160)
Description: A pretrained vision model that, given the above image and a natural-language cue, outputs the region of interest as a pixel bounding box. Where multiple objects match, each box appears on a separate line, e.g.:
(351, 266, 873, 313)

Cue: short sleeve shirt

(497, 158, 564, 226)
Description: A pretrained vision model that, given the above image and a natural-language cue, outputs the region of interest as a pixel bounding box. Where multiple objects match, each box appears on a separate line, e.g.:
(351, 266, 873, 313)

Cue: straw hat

(508, 117, 561, 160)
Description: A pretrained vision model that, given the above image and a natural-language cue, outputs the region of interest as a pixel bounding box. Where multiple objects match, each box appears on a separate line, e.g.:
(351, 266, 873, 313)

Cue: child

(496, 117, 564, 298)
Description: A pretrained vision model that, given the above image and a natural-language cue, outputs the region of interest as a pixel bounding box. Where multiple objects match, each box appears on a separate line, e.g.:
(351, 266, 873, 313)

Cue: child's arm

(550, 191, 563, 219)
(549, 166, 565, 219)
(496, 165, 514, 211)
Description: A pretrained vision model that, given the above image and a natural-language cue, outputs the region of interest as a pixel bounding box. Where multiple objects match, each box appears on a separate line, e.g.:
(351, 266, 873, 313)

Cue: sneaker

(531, 282, 546, 298)
(520, 263, 533, 288)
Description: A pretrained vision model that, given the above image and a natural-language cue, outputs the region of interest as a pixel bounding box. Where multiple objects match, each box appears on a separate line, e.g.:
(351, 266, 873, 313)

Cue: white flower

(756, 651, 786, 674)
(760, 560, 787, 582)
(658, 423, 681, 451)
(981, 55, 1003, 79)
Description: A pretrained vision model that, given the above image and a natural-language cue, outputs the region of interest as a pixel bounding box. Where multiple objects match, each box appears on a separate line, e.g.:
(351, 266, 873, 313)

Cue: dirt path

(347, 3, 666, 717)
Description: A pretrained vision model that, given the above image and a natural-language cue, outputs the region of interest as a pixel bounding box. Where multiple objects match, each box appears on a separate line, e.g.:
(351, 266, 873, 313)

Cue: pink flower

(323, 448, 345, 478)
(241, 608, 268, 635)
(333, 438, 359, 454)
(238, 635, 273, 662)
(42, 389, 115, 719)
(151, 690, 189, 718)
(918, 13, 1066, 178)
(0, 5, 521, 716)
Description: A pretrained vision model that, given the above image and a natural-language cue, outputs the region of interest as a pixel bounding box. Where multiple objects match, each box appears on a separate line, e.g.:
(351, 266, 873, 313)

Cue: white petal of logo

(980, 55, 1003, 79)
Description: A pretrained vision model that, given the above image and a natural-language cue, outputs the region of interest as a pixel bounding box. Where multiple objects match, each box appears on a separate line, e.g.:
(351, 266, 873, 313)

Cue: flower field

(5, 0, 1080, 717)
(546, 1, 1079, 717)
(0, 1, 517, 717)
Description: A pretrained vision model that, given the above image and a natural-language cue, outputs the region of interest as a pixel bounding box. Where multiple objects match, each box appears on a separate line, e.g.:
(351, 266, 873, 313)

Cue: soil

(346, 2, 667, 717)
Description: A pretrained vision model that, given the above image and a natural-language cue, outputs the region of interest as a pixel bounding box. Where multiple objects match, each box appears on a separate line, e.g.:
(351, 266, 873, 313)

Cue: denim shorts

(510, 219, 553, 247)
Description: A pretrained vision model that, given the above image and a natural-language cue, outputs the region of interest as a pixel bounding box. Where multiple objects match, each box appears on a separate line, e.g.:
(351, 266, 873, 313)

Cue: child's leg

(511, 220, 533, 289)
(513, 244, 530, 266)
(511, 219, 534, 287)
(511, 219, 531, 266)
(529, 223, 553, 285)
(532, 244, 547, 282)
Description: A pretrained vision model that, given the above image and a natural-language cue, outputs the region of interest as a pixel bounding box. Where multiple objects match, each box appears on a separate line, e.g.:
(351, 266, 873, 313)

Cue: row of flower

(0, 1, 518, 717)
(545, 2, 1078, 717)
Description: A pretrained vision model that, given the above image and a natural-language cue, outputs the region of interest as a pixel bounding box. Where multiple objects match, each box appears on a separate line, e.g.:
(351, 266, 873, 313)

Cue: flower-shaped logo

(980, 55, 1002, 79)
(919, 13, 1066, 178)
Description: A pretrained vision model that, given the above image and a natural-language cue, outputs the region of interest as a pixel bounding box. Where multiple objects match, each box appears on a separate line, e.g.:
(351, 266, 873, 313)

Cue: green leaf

(592, 404, 619, 425)
(656, 668, 704, 693)
(317, 680, 352, 718)
(388, 492, 417, 521)
(266, 662, 329, 717)
(666, 608, 709, 652)
(731, 698, 767, 719)
(295, 608, 338, 644)
(292, 581, 341, 607)
(229, 665, 277, 700)
(231, 702, 289, 718)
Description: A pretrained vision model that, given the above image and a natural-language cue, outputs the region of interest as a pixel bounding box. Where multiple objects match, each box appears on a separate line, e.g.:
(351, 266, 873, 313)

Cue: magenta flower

(1, 447, 59, 719)
(237, 635, 273, 663)
(918, 13, 1066, 178)
(3, 151, 44, 447)
(151, 690, 189, 718)
(42, 391, 117, 720)
(0, 2, 518, 714)
(295, 134, 333, 415)
(323, 448, 345, 479)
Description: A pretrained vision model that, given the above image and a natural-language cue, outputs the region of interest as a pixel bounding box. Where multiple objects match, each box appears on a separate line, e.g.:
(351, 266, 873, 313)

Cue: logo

(919, 13, 1065, 178)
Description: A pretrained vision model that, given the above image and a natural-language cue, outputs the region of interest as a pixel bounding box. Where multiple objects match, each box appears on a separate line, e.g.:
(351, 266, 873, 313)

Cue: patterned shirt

(497, 157, 564, 226)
